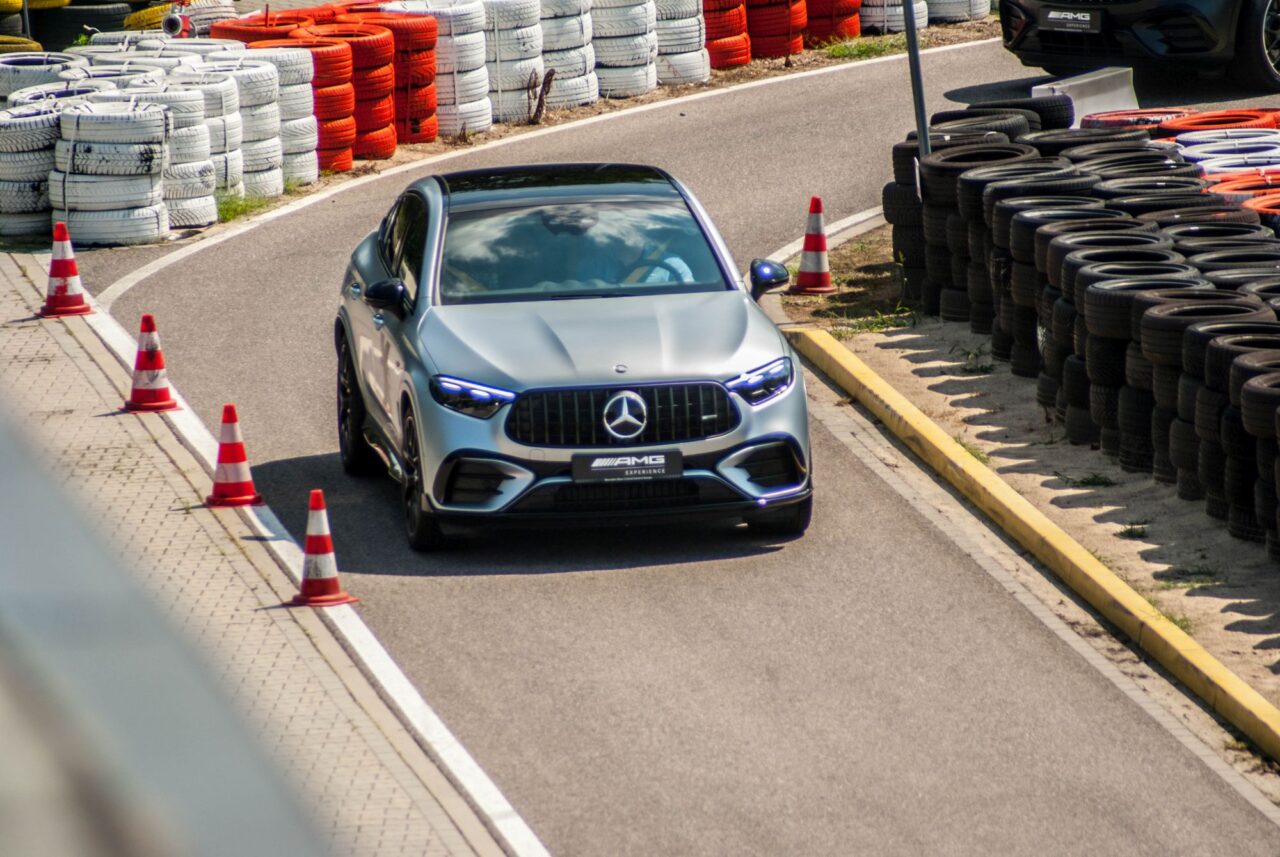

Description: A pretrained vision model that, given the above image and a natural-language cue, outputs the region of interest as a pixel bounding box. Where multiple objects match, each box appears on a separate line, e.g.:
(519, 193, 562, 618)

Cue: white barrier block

(1032, 66, 1138, 129)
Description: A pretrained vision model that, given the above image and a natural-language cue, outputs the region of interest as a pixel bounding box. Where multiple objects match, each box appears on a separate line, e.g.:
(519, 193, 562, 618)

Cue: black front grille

(443, 460, 512, 505)
(738, 444, 803, 489)
(1151, 15, 1214, 53)
(1036, 29, 1122, 55)
(506, 383, 739, 448)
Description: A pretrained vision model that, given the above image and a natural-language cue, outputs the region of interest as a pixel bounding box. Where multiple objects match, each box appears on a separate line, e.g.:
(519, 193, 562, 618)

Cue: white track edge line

(69, 280, 549, 857)
(97, 36, 1000, 309)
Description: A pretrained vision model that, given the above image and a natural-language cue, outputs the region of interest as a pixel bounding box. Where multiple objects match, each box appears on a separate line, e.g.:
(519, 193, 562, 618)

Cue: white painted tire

(540, 13, 592, 50)
(167, 71, 239, 117)
(860, 0, 929, 33)
(8, 80, 116, 106)
(655, 0, 697, 19)
(223, 180, 244, 198)
(0, 210, 51, 237)
(592, 0, 646, 8)
(47, 171, 163, 212)
(138, 37, 244, 56)
(169, 123, 212, 164)
(592, 2, 656, 37)
(0, 178, 48, 214)
(592, 31, 657, 66)
(436, 96, 493, 136)
(206, 111, 243, 154)
(927, 0, 969, 21)
(282, 149, 319, 185)
(0, 53, 88, 98)
(241, 136, 282, 172)
(60, 66, 166, 89)
(490, 87, 539, 122)
(60, 102, 171, 145)
(545, 71, 598, 107)
(484, 24, 543, 61)
(277, 82, 314, 121)
(381, 1, 486, 35)
(541, 0, 590, 17)
(89, 31, 165, 47)
(163, 159, 216, 199)
(0, 147, 54, 180)
(655, 47, 708, 84)
(0, 104, 60, 153)
(209, 47, 312, 86)
(240, 101, 281, 142)
(483, 0, 541, 30)
(95, 52, 202, 72)
(211, 148, 243, 189)
(436, 67, 490, 103)
(92, 86, 206, 129)
(197, 60, 279, 107)
(242, 166, 283, 198)
(55, 139, 166, 176)
(655, 15, 703, 53)
(970, 0, 989, 17)
(487, 55, 544, 89)
(544, 43, 595, 76)
(280, 116, 318, 154)
(52, 204, 169, 245)
(436, 31, 488, 73)
(167, 194, 217, 227)
(595, 60, 655, 97)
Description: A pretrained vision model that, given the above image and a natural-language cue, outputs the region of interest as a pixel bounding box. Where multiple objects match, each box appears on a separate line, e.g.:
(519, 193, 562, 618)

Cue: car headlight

(725, 357, 793, 405)
(430, 375, 516, 419)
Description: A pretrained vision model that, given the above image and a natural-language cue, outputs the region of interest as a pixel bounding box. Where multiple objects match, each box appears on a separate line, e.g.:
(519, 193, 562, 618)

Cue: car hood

(421, 291, 786, 390)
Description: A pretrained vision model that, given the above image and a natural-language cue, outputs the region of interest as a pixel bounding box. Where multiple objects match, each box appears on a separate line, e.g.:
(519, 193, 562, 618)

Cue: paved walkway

(0, 250, 499, 857)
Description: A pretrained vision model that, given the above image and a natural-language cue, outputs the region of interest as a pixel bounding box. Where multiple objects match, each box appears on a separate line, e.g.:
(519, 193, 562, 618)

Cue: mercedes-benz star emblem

(603, 390, 647, 440)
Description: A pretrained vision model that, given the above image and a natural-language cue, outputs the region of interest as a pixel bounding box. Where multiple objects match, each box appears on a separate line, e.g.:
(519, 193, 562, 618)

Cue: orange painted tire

(314, 82, 356, 118)
(705, 5, 747, 39)
(393, 83, 436, 117)
(318, 145, 353, 171)
(747, 0, 806, 35)
(353, 62, 395, 98)
(290, 23, 394, 68)
(749, 32, 802, 56)
(1213, 176, 1280, 204)
(211, 15, 315, 41)
(353, 124, 397, 159)
(805, 12, 858, 45)
(286, 5, 346, 24)
(1081, 108, 1192, 129)
(353, 93, 395, 129)
(335, 12, 437, 50)
(707, 32, 750, 67)
(808, 0, 859, 14)
(1203, 168, 1280, 184)
(253, 37, 352, 85)
(396, 113, 437, 143)
(393, 49, 435, 86)
(1243, 192, 1280, 215)
(1158, 110, 1279, 135)
(318, 114, 358, 148)
(704, 0, 745, 10)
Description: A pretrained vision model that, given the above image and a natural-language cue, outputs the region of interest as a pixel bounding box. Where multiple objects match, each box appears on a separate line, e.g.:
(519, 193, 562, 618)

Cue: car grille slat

(506, 383, 739, 447)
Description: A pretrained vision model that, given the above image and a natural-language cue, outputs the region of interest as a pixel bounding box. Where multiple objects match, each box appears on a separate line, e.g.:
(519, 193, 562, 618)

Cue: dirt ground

(785, 223, 1280, 795)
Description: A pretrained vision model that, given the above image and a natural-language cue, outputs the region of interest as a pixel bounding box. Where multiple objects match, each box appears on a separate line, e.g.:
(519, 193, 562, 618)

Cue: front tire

(746, 494, 812, 537)
(401, 411, 449, 552)
(1231, 0, 1280, 92)
(337, 337, 381, 476)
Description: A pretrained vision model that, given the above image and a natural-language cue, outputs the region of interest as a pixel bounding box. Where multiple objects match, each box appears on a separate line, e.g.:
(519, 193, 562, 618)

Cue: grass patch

(1143, 594, 1194, 634)
(826, 34, 907, 61)
(1117, 520, 1150, 540)
(215, 192, 273, 223)
(1154, 564, 1221, 591)
(954, 435, 989, 465)
(830, 304, 916, 338)
(1055, 471, 1117, 488)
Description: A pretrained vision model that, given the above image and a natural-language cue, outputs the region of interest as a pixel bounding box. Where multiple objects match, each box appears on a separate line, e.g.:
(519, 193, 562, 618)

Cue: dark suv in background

(998, 0, 1280, 91)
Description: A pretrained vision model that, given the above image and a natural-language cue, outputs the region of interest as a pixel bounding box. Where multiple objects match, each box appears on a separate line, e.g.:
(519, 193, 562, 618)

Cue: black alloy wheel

(401, 412, 448, 551)
(337, 339, 380, 476)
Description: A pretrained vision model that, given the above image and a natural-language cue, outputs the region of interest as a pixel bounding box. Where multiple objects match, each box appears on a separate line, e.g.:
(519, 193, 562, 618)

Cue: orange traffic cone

(290, 490, 358, 607)
(40, 221, 93, 317)
(791, 196, 835, 295)
(123, 314, 180, 412)
(206, 404, 263, 507)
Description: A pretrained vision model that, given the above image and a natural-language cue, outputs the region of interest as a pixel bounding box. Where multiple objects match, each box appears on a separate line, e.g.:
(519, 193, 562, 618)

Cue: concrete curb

(784, 323, 1280, 762)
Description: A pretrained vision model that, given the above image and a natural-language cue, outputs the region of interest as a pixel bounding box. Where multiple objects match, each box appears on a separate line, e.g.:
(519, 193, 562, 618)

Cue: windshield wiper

(547, 292, 639, 300)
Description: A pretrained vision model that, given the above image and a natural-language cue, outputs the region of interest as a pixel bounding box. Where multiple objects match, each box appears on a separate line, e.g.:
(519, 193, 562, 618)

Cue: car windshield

(438, 199, 731, 304)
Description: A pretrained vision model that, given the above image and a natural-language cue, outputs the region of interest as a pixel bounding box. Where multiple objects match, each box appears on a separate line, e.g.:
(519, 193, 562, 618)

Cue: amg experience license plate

(572, 451, 683, 483)
(1040, 7, 1100, 33)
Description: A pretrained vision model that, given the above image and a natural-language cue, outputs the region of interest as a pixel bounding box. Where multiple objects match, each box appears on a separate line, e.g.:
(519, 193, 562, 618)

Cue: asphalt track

(81, 41, 1280, 855)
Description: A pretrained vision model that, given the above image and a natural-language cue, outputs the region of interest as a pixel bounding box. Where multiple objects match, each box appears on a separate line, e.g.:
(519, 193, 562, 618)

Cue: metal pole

(902, 0, 931, 160)
(20, 0, 30, 41)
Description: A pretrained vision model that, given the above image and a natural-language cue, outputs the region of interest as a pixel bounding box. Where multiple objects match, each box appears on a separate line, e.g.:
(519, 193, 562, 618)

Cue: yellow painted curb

(789, 326, 1280, 761)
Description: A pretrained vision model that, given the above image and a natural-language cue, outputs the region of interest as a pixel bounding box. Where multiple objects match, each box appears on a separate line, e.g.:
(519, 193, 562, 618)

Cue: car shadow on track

(253, 453, 787, 578)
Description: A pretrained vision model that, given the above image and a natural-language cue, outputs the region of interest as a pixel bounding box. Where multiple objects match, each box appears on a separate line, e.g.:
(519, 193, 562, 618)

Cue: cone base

(789, 285, 837, 295)
(40, 303, 93, 318)
(290, 591, 359, 607)
(124, 399, 180, 413)
(206, 492, 264, 507)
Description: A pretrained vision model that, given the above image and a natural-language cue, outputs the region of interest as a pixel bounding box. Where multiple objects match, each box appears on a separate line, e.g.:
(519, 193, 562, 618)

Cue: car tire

(401, 410, 449, 551)
(337, 338, 381, 476)
(747, 494, 812, 537)
(1231, 0, 1280, 92)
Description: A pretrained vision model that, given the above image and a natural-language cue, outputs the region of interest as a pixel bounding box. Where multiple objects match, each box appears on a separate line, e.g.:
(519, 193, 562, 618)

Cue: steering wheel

(626, 259, 686, 284)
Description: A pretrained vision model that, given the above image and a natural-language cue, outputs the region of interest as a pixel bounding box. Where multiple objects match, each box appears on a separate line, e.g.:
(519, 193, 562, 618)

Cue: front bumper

(999, 0, 1239, 69)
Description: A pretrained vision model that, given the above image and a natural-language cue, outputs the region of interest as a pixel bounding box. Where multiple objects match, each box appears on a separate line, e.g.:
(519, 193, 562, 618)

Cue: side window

(393, 195, 428, 306)
(380, 206, 400, 270)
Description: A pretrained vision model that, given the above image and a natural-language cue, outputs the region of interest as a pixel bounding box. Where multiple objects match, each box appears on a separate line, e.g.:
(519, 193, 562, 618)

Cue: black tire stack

(31, 1, 137, 51)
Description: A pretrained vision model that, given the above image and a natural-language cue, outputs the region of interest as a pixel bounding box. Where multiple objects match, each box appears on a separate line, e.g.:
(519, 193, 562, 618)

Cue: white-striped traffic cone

(791, 195, 835, 295)
(124, 313, 179, 412)
(206, 404, 263, 507)
(291, 489, 358, 607)
(40, 221, 92, 317)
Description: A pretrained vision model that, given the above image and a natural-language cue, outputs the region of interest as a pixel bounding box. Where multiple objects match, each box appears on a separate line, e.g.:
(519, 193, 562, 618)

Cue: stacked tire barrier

(482, 0, 544, 123)
(860, 0, 926, 33)
(335, 12, 438, 143)
(877, 99, 1280, 557)
(593, 0, 657, 98)
(703, 0, 749, 69)
(804, 0, 858, 46)
(30, 1, 132, 52)
(254, 37, 356, 172)
(400, 0, 492, 138)
(228, 46, 320, 183)
(0, 102, 60, 236)
(540, 0, 598, 108)
(52, 101, 169, 244)
(926, 0, 985, 23)
(291, 24, 397, 159)
(654, 0, 708, 85)
(745, 0, 803, 58)
(0, 51, 87, 102)
(211, 11, 317, 43)
(169, 70, 243, 195)
(200, 57, 284, 196)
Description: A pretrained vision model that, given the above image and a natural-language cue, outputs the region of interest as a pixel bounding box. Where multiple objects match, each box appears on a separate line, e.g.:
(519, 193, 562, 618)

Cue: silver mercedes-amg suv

(335, 163, 812, 550)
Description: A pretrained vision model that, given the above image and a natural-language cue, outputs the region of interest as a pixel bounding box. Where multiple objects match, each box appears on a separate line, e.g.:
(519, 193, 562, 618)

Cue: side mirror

(365, 278, 407, 313)
(749, 259, 790, 301)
